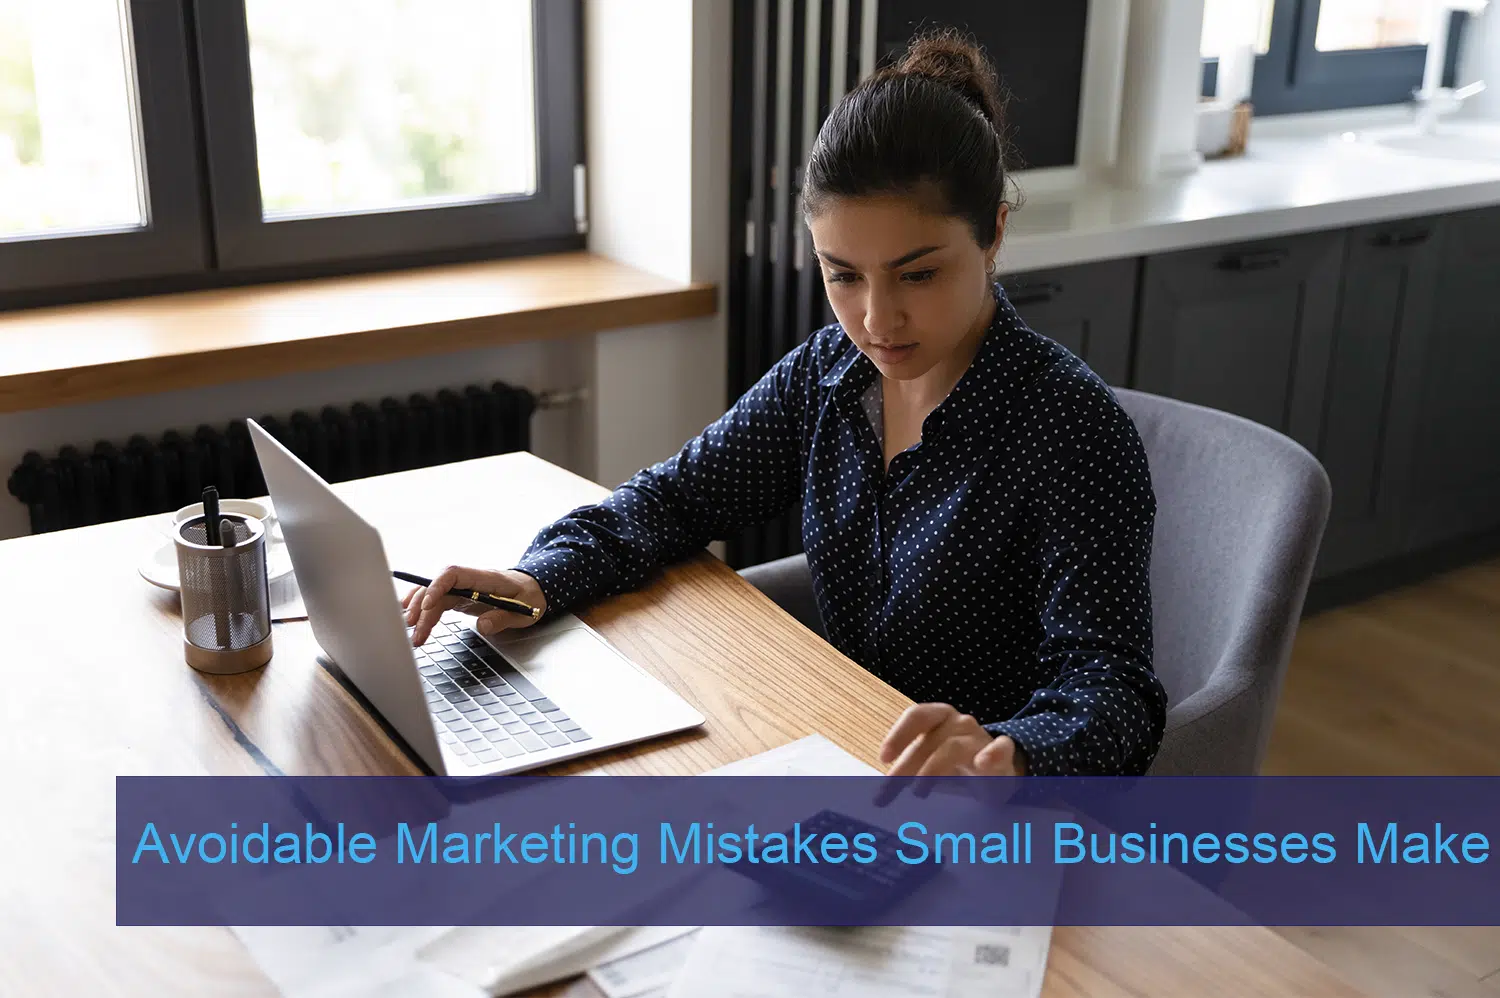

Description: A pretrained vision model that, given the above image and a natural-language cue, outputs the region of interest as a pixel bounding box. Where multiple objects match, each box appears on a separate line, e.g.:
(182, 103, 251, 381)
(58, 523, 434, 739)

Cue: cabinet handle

(1007, 282, 1063, 307)
(1215, 249, 1289, 272)
(1370, 229, 1432, 249)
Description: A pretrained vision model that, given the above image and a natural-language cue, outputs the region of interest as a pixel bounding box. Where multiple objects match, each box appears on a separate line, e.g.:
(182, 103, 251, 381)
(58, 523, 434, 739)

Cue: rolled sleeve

(513, 341, 814, 617)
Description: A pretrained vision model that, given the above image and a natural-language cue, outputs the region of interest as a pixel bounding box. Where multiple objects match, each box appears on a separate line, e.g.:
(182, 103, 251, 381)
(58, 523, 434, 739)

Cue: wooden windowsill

(0, 252, 717, 413)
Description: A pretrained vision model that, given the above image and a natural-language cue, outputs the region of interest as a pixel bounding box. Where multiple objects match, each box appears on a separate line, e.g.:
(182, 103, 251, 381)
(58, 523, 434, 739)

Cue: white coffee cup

(168, 498, 279, 539)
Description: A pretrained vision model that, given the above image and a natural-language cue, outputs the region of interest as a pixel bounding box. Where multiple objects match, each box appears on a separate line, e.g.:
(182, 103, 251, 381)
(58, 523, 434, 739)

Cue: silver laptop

(247, 419, 705, 776)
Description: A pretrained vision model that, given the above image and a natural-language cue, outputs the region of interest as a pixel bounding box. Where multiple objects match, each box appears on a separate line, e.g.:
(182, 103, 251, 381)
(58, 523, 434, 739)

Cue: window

(1201, 0, 1276, 58)
(1313, 0, 1431, 50)
(0, 0, 144, 237)
(1, 0, 582, 303)
(244, 0, 539, 220)
(0, 0, 205, 297)
(1201, 0, 1469, 115)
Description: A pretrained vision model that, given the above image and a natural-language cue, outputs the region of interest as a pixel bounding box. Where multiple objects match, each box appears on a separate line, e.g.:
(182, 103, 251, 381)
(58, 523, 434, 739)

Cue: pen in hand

(393, 570, 543, 621)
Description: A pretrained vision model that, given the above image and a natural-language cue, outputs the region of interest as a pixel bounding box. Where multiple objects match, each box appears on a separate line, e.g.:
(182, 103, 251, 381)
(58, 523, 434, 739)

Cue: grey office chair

(739, 389, 1332, 776)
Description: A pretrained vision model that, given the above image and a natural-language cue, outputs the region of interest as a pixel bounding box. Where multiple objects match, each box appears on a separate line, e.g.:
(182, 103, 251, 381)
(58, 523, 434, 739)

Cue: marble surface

(999, 124, 1500, 275)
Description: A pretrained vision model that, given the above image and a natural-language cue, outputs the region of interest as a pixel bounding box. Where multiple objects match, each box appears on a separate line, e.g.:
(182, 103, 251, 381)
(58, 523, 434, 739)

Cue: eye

(901, 268, 937, 284)
(825, 271, 859, 285)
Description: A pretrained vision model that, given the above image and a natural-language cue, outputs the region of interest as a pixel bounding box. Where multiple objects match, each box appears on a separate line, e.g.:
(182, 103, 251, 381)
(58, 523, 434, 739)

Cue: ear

(983, 205, 1009, 278)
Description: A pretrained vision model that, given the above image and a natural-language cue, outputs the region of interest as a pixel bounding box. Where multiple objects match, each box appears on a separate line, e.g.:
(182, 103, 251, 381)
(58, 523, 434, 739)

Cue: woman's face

(808, 195, 1002, 382)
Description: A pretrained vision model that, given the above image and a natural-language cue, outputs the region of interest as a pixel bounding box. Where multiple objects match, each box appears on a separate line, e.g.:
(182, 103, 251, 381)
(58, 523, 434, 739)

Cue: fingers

(879, 705, 962, 806)
(410, 594, 467, 646)
(403, 586, 428, 629)
(911, 737, 981, 797)
(473, 607, 532, 636)
(973, 735, 1019, 776)
(878, 706, 1006, 805)
(410, 565, 466, 646)
(876, 705, 954, 804)
(876, 707, 961, 808)
(410, 566, 536, 646)
(880, 703, 959, 766)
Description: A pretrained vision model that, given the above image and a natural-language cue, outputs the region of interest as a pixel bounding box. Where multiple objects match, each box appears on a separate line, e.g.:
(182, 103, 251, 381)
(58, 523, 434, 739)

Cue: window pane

(1315, 0, 1432, 51)
(1201, 0, 1276, 57)
(245, 0, 538, 220)
(0, 0, 144, 239)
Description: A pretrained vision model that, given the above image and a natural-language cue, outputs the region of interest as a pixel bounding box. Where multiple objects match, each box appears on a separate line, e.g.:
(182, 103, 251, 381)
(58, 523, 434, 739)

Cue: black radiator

(7, 381, 536, 535)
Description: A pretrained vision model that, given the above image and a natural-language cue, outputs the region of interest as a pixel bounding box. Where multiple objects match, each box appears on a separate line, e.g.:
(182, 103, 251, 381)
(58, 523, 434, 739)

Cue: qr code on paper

(973, 943, 1010, 967)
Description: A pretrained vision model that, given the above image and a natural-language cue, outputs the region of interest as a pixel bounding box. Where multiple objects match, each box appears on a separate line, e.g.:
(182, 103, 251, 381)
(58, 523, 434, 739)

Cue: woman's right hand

(402, 566, 548, 646)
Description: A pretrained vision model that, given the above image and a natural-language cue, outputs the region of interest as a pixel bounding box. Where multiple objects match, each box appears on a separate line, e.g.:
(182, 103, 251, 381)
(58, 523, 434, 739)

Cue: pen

(392, 570, 543, 621)
(203, 486, 221, 546)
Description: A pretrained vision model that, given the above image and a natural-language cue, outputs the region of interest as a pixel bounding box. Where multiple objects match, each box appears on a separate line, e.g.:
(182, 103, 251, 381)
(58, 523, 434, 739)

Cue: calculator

(723, 809, 940, 918)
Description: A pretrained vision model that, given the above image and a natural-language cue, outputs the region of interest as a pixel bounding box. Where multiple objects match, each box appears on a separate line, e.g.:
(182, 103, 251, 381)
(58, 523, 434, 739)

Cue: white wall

(584, 0, 730, 489)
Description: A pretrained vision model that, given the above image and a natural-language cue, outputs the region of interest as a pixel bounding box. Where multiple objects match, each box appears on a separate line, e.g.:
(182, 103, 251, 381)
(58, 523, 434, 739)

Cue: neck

(884, 289, 997, 412)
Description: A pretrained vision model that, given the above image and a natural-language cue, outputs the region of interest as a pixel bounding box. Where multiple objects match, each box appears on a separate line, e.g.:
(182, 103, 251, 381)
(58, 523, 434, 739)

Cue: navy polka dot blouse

(516, 286, 1167, 775)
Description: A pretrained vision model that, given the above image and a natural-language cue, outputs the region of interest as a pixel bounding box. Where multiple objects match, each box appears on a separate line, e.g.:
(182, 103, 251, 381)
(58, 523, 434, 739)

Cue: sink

(1351, 121, 1500, 163)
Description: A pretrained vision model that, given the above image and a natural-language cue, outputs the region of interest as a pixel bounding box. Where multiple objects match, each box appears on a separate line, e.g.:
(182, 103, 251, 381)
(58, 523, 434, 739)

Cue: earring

(986, 259, 997, 277)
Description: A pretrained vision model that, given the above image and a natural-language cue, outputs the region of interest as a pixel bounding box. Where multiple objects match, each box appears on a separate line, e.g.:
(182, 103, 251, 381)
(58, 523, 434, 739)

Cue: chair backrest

(1112, 389, 1331, 774)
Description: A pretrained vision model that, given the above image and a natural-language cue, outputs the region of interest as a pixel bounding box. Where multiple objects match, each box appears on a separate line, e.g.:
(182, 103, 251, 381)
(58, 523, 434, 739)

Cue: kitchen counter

(1000, 116, 1500, 274)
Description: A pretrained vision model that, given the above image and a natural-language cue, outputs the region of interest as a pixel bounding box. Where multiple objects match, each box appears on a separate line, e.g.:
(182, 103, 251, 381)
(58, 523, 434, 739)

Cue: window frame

(1203, 0, 1469, 116)
(192, 0, 583, 271)
(0, 0, 209, 296)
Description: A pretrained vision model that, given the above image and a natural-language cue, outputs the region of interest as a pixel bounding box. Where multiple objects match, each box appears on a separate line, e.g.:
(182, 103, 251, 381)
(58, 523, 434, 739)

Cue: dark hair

(802, 29, 1015, 248)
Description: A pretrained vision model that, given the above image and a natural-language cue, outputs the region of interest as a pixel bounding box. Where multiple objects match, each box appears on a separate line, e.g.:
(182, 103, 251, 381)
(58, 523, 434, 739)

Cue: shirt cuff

(512, 549, 591, 621)
(985, 717, 1067, 777)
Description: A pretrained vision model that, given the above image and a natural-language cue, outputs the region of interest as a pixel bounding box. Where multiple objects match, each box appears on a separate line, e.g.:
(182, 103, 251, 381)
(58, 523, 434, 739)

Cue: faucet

(1413, 0, 1489, 132)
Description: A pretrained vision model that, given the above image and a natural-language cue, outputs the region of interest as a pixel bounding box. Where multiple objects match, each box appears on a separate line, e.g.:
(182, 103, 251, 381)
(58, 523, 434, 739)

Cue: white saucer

(139, 537, 296, 592)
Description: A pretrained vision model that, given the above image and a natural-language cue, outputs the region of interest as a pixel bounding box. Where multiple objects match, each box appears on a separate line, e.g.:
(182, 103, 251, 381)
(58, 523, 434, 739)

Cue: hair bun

(890, 29, 1007, 134)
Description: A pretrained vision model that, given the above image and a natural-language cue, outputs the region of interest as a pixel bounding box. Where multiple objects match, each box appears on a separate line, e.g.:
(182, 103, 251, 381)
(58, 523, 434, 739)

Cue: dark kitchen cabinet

(1132, 231, 1345, 453)
(1403, 206, 1500, 550)
(1002, 258, 1139, 386)
(1313, 217, 1443, 578)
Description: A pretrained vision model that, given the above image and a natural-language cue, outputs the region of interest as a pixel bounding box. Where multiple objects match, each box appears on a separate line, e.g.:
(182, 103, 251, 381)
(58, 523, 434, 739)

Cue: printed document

(231, 735, 975, 996)
(664, 924, 1052, 998)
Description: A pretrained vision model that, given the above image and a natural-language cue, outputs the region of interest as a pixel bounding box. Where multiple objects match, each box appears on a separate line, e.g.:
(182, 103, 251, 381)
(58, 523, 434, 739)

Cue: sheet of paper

(417, 925, 698, 997)
(231, 925, 480, 998)
(705, 734, 880, 778)
(587, 928, 701, 998)
(416, 924, 631, 995)
(232, 736, 880, 996)
(663, 924, 1052, 998)
(270, 573, 307, 621)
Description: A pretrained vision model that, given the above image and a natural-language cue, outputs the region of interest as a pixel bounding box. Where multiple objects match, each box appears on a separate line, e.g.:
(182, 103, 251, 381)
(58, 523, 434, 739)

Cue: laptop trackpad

(487, 623, 667, 730)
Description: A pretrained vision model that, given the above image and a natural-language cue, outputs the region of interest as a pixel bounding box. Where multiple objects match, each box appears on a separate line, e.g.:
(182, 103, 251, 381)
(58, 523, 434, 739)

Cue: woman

(406, 31, 1167, 778)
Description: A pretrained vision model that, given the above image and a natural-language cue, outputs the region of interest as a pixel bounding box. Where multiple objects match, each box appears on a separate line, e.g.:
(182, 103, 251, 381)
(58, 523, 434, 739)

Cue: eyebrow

(817, 245, 943, 270)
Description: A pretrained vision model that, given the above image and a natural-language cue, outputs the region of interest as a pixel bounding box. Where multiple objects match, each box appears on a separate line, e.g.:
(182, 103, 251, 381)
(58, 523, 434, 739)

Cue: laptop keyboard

(409, 617, 591, 769)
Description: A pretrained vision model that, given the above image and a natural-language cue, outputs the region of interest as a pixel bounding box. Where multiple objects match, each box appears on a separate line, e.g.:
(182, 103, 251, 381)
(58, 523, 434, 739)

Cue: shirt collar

(819, 340, 875, 392)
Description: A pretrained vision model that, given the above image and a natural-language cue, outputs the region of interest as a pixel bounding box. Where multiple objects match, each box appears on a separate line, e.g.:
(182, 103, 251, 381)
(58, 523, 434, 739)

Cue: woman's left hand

(879, 703, 1027, 777)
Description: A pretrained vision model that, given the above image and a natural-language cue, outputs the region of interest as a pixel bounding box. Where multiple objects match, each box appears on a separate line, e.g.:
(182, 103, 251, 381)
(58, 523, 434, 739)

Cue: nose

(863, 283, 904, 341)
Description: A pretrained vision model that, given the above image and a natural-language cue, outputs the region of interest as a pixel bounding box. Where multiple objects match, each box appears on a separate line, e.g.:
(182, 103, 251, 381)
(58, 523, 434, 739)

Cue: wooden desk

(0, 453, 1367, 997)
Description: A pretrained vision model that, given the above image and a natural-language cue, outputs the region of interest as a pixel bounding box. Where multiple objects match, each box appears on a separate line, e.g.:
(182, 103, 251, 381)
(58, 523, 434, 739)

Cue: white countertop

(999, 116, 1500, 274)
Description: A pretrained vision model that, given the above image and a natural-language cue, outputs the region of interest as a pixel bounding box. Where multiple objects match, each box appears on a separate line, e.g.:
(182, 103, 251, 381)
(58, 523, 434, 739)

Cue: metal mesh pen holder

(175, 512, 273, 674)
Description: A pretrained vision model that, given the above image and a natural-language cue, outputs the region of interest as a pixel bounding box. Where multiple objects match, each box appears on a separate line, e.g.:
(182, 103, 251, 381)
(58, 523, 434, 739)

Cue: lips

(868, 342, 917, 364)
